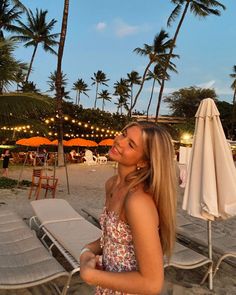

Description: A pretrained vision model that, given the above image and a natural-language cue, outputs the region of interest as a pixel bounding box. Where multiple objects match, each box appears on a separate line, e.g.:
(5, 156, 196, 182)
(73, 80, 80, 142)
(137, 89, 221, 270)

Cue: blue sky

(12, 0, 236, 115)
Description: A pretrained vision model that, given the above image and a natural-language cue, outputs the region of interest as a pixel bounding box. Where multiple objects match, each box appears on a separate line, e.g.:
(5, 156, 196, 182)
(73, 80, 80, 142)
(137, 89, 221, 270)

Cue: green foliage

(0, 38, 27, 93)
(164, 86, 217, 118)
(0, 177, 31, 188)
(0, 93, 55, 124)
(60, 102, 130, 134)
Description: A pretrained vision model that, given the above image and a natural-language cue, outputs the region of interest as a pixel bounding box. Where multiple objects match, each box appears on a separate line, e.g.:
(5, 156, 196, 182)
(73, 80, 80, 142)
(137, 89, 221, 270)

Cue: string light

(1, 116, 119, 140)
(43, 115, 119, 139)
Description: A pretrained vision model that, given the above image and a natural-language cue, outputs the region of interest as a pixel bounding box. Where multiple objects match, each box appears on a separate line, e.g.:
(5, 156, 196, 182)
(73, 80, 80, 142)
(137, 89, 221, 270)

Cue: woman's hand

(80, 251, 100, 284)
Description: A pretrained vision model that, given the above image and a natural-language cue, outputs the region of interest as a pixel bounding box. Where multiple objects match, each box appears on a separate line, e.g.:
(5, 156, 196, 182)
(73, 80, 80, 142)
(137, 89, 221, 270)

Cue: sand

(0, 163, 235, 295)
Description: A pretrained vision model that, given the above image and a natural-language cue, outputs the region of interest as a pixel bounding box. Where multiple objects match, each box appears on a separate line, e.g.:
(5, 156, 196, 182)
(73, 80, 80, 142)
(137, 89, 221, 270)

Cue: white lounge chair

(83, 149, 98, 165)
(0, 207, 69, 294)
(30, 199, 101, 291)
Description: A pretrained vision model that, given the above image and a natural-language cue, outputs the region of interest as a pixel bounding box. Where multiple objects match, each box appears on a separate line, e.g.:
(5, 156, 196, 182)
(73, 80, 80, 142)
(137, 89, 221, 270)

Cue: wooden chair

(41, 175, 58, 198)
(28, 169, 58, 200)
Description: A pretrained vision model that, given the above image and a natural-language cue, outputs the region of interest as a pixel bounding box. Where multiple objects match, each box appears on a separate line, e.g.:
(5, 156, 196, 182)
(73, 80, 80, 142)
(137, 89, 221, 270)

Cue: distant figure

(42, 148, 48, 166)
(2, 149, 11, 177)
(29, 151, 36, 166)
(70, 149, 77, 161)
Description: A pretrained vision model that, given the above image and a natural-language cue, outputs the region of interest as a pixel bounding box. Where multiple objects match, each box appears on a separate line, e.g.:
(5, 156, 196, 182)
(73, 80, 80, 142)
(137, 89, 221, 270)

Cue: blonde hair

(124, 121, 177, 258)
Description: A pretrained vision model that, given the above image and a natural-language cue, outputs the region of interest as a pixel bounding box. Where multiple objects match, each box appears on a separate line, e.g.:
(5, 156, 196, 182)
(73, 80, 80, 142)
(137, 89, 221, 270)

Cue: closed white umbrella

(182, 98, 236, 289)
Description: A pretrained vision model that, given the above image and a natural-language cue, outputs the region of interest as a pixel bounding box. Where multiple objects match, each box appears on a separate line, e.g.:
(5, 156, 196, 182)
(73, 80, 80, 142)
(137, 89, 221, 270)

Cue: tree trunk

(56, 0, 69, 167)
(94, 83, 98, 108)
(128, 60, 153, 117)
(78, 92, 81, 105)
(25, 43, 38, 82)
(231, 89, 236, 139)
(233, 88, 236, 105)
(146, 78, 156, 120)
(155, 2, 189, 122)
(129, 85, 133, 113)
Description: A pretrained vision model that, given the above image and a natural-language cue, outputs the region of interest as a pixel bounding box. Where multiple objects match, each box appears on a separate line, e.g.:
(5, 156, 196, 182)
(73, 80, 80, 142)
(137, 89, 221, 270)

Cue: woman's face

(109, 125, 145, 168)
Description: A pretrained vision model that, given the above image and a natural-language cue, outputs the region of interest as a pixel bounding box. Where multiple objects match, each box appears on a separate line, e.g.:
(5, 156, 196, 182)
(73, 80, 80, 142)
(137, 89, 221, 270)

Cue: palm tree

(47, 70, 70, 99)
(19, 80, 40, 93)
(230, 65, 236, 105)
(115, 97, 128, 115)
(0, 0, 24, 38)
(155, 0, 226, 121)
(72, 78, 89, 105)
(126, 70, 141, 113)
(229, 65, 236, 139)
(114, 78, 130, 115)
(15, 68, 26, 91)
(146, 62, 177, 119)
(129, 29, 177, 117)
(12, 8, 59, 82)
(55, 0, 69, 167)
(91, 70, 109, 109)
(0, 93, 54, 126)
(0, 38, 27, 93)
(97, 89, 112, 111)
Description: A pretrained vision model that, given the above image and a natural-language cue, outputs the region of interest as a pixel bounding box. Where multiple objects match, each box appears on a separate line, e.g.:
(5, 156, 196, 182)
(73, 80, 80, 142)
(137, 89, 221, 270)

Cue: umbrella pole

(207, 220, 213, 290)
(17, 149, 29, 187)
(63, 151, 70, 194)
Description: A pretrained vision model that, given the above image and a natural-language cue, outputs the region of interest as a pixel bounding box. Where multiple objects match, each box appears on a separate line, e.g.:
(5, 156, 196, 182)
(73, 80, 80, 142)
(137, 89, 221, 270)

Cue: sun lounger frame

(0, 207, 70, 295)
(29, 199, 101, 291)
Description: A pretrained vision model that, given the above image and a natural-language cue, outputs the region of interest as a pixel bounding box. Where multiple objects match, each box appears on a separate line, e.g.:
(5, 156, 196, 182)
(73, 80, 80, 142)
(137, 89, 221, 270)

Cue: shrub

(0, 177, 31, 189)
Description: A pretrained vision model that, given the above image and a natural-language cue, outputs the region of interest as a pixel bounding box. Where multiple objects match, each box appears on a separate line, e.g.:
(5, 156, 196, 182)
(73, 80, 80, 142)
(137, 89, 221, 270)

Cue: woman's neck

(116, 164, 136, 185)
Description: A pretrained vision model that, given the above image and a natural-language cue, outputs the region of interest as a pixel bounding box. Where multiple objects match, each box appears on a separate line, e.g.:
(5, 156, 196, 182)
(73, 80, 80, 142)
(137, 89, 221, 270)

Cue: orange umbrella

(85, 139, 98, 147)
(49, 139, 68, 146)
(16, 138, 27, 145)
(66, 138, 97, 147)
(98, 138, 114, 146)
(16, 136, 51, 147)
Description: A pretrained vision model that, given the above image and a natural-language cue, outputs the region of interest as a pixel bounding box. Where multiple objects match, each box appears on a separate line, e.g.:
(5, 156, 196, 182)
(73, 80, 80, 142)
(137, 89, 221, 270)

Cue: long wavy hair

(124, 121, 177, 258)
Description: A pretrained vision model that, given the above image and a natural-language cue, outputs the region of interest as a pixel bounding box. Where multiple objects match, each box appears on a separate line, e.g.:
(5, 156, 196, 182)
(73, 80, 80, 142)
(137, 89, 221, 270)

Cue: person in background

(42, 148, 48, 166)
(70, 149, 77, 161)
(2, 149, 11, 177)
(80, 121, 177, 294)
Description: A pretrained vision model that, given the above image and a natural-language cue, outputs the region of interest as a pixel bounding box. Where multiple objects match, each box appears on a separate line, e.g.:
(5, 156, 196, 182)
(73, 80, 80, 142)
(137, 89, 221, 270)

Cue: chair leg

(44, 188, 48, 198)
(35, 184, 41, 200)
(28, 186, 33, 199)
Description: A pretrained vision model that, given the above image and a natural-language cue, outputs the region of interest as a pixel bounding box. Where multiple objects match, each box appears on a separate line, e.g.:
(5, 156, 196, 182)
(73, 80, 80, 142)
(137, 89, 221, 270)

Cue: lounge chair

(0, 207, 70, 294)
(30, 199, 101, 290)
(164, 242, 212, 285)
(83, 149, 98, 165)
(176, 211, 236, 281)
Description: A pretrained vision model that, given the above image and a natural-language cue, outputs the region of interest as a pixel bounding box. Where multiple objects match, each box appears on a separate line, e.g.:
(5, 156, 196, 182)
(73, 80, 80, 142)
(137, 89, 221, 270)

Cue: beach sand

(0, 163, 235, 295)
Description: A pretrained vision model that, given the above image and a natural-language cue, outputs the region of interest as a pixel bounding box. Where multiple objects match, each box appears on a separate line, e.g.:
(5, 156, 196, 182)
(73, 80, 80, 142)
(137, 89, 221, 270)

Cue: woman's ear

(137, 159, 148, 169)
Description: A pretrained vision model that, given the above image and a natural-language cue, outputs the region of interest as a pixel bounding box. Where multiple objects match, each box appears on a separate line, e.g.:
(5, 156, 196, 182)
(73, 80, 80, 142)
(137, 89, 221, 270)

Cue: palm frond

(167, 4, 182, 27)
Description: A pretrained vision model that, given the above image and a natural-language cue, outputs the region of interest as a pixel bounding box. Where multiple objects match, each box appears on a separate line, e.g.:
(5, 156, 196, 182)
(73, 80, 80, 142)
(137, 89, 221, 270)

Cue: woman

(2, 149, 11, 177)
(80, 121, 177, 294)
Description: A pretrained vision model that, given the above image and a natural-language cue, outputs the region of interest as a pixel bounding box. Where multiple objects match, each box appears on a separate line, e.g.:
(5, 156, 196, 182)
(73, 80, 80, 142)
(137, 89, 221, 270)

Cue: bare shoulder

(124, 189, 159, 226)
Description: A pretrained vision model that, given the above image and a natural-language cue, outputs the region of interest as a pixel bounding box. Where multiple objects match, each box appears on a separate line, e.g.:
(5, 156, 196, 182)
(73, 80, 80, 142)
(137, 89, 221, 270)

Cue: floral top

(95, 207, 138, 295)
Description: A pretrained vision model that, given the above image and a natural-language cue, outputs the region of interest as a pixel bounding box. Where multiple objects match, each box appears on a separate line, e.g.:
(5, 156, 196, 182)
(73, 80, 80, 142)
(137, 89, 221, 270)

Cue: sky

(11, 0, 236, 115)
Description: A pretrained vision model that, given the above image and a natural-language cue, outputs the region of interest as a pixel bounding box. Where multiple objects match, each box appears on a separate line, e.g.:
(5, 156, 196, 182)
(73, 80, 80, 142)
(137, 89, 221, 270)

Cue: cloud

(95, 22, 107, 31)
(197, 80, 232, 96)
(197, 80, 216, 89)
(114, 19, 140, 38)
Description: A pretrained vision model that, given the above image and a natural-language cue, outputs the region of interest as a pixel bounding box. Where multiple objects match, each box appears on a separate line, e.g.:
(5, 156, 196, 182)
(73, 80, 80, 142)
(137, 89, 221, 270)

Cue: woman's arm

(80, 191, 164, 295)
(81, 237, 102, 256)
